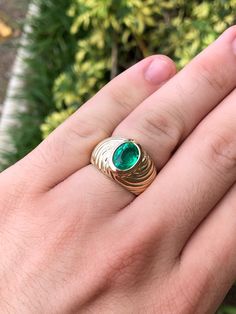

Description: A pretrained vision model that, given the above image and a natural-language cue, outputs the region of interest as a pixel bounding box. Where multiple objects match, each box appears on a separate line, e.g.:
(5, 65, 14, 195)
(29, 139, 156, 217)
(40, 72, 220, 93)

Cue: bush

(41, 0, 235, 137)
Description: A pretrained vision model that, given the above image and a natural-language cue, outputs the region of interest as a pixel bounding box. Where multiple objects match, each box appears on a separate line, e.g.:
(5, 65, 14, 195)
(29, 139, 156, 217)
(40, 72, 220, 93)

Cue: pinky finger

(178, 185, 236, 314)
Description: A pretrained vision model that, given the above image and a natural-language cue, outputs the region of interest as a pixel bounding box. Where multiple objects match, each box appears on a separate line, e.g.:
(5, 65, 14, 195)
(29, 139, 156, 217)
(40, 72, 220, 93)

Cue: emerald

(112, 141, 140, 171)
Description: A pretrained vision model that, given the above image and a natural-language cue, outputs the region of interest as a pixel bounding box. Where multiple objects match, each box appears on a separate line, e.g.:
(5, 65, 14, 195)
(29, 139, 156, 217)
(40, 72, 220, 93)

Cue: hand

(1, 26, 236, 314)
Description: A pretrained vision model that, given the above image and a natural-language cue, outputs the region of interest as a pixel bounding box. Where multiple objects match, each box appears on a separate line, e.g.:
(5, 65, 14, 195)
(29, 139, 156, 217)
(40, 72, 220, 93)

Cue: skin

(1, 26, 236, 313)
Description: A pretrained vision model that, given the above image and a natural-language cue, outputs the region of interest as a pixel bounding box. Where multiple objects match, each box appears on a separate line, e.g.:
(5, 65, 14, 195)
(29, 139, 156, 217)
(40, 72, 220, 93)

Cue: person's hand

(1, 26, 236, 314)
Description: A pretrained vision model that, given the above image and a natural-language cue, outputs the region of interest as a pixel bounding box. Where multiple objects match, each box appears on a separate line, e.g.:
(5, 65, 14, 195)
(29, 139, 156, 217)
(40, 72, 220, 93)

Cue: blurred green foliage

(218, 305, 236, 314)
(41, 0, 236, 137)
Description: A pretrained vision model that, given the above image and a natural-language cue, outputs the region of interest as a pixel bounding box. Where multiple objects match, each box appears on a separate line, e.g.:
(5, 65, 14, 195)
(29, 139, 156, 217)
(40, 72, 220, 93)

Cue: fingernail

(144, 58, 173, 85)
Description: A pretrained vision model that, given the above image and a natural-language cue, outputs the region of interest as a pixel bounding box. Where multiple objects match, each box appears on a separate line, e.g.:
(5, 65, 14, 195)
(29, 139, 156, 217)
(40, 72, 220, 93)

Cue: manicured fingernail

(145, 58, 173, 85)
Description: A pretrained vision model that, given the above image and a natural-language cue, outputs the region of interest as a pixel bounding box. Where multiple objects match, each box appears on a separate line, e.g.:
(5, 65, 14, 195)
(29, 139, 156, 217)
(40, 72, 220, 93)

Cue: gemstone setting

(112, 141, 140, 171)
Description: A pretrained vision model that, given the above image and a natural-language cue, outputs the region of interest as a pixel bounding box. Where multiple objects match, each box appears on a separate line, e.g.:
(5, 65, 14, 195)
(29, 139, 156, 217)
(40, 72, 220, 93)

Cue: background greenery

(0, 0, 76, 168)
(0, 0, 236, 310)
(2, 0, 236, 168)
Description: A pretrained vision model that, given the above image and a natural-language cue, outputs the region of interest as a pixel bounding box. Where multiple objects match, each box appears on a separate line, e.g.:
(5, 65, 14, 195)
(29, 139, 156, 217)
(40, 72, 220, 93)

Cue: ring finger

(56, 26, 236, 214)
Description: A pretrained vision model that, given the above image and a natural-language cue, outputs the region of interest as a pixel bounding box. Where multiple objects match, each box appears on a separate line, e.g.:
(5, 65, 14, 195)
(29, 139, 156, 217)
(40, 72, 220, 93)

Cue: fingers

(51, 26, 236, 215)
(128, 79, 236, 258)
(5, 55, 175, 191)
(113, 26, 236, 168)
(178, 184, 236, 314)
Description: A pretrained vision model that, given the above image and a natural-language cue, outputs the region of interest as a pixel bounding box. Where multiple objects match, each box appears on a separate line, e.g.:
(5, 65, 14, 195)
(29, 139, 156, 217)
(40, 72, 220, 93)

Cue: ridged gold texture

(91, 137, 157, 195)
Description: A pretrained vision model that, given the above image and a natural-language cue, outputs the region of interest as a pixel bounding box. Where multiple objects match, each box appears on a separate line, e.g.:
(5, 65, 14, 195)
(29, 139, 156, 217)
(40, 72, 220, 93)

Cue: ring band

(91, 137, 157, 195)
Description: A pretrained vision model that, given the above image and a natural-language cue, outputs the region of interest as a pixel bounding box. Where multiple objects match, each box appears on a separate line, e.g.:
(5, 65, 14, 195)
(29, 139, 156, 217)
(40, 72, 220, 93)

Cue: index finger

(2, 55, 175, 191)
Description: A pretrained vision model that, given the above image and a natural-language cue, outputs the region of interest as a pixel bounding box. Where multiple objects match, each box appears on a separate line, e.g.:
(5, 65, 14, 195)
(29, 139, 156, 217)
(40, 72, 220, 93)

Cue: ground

(0, 0, 28, 105)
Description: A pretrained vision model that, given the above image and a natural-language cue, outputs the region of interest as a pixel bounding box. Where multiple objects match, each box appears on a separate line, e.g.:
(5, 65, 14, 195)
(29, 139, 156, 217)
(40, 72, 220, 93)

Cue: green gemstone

(112, 141, 140, 170)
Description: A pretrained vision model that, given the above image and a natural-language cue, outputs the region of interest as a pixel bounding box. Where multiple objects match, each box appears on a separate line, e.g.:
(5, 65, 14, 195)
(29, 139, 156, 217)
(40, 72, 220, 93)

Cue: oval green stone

(112, 142, 140, 170)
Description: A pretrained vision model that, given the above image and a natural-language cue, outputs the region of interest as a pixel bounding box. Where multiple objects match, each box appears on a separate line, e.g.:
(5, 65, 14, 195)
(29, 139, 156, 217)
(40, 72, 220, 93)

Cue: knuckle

(107, 83, 136, 112)
(66, 116, 103, 142)
(203, 128, 236, 175)
(102, 218, 169, 289)
(197, 59, 227, 93)
(65, 115, 108, 143)
(140, 109, 183, 149)
(103, 235, 159, 287)
(105, 247, 146, 286)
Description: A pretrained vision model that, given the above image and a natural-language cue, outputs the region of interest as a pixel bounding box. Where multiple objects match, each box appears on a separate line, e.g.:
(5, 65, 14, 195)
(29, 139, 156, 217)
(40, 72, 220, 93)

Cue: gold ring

(91, 137, 157, 195)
